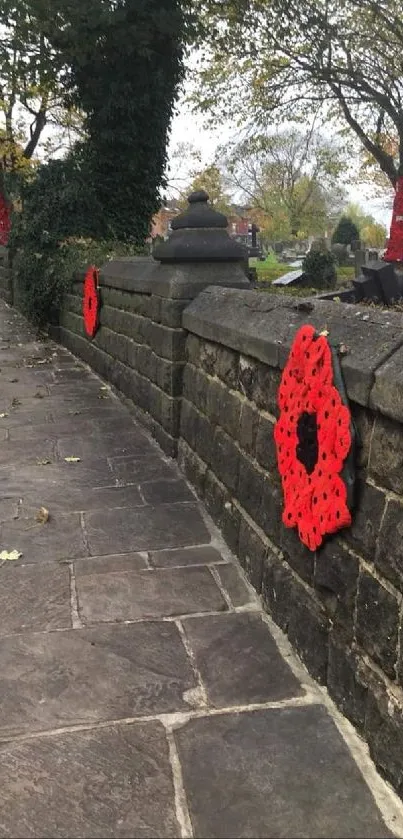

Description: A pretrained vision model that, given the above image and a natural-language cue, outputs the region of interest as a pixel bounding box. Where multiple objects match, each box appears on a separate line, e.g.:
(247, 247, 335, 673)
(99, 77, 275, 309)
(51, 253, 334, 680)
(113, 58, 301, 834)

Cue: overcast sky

(168, 94, 393, 229)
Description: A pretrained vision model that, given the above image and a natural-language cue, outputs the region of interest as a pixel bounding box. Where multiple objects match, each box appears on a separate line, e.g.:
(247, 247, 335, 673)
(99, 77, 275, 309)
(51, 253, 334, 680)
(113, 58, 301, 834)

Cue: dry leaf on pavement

(36, 507, 49, 524)
(0, 550, 22, 561)
(64, 456, 81, 463)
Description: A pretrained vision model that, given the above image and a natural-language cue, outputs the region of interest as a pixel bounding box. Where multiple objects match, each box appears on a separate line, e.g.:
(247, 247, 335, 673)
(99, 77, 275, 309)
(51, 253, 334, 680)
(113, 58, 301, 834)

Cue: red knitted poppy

(274, 325, 352, 551)
(83, 266, 100, 338)
(384, 176, 403, 262)
(0, 193, 11, 246)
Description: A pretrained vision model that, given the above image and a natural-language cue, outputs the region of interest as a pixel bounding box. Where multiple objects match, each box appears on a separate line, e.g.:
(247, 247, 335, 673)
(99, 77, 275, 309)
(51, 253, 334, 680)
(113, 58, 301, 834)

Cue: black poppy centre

(296, 411, 319, 475)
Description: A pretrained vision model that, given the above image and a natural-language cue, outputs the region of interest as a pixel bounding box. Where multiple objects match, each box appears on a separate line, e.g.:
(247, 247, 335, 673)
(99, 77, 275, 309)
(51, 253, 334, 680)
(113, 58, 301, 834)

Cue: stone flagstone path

(0, 299, 402, 838)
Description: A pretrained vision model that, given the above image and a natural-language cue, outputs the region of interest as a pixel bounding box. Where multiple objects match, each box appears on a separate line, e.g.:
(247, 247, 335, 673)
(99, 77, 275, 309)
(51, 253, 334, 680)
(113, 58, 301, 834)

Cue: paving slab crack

(165, 728, 194, 839)
(68, 562, 84, 629)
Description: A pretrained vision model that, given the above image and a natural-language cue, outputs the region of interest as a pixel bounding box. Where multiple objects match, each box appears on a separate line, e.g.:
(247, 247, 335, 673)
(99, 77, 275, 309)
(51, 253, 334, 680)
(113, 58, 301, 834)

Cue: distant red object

(384, 176, 403, 262)
(83, 266, 100, 338)
(0, 193, 11, 246)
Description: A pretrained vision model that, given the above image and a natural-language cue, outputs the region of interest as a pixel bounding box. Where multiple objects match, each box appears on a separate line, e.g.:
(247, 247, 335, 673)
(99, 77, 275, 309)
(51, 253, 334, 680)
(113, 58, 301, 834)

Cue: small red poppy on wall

(274, 324, 354, 551)
(83, 266, 100, 338)
(0, 193, 11, 246)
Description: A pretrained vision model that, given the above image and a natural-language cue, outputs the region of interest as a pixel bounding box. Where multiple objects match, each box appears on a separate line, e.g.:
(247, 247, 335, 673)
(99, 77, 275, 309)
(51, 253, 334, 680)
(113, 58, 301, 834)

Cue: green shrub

(10, 0, 192, 326)
(12, 233, 144, 327)
(331, 216, 360, 246)
(302, 249, 337, 290)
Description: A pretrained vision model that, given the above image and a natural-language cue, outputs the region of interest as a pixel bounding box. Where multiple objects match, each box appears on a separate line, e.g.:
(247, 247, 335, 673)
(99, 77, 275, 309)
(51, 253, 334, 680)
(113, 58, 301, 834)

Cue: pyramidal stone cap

(153, 190, 246, 263)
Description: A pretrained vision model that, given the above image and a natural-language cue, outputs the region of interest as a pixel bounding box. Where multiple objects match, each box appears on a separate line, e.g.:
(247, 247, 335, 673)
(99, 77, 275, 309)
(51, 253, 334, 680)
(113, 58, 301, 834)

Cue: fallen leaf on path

(64, 456, 81, 463)
(36, 507, 49, 524)
(34, 391, 45, 399)
(0, 413, 8, 418)
(8, 378, 18, 383)
(36, 458, 52, 465)
(0, 550, 22, 561)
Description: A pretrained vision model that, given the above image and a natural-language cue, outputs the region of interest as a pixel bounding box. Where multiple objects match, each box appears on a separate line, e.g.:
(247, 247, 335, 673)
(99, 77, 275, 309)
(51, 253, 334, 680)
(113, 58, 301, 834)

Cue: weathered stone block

(238, 401, 259, 456)
(237, 452, 264, 520)
(206, 378, 242, 439)
(287, 584, 329, 684)
(255, 413, 278, 477)
(256, 475, 283, 546)
(178, 439, 207, 498)
(370, 343, 403, 424)
(100, 287, 152, 318)
(350, 404, 374, 469)
(376, 497, 403, 589)
(238, 515, 267, 593)
(193, 338, 218, 375)
(280, 525, 315, 585)
(263, 548, 329, 682)
(204, 469, 226, 521)
(180, 399, 214, 466)
(344, 481, 386, 562)
(185, 333, 203, 366)
(148, 385, 181, 437)
(185, 336, 238, 389)
(314, 540, 359, 633)
(60, 309, 83, 337)
(155, 359, 184, 397)
(369, 415, 403, 494)
(182, 364, 209, 415)
(215, 346, 239, 389)
(212, 428, 240, 493)
(356, 570, 399, 678)
(134, 343, 155, 381)
(149, 322, 186, 361)
(100, 305, 149, 343)
(262, 550, 295, 634)
(327, 630, 368, 733)
(95, 328, 129, 366)
(239, 356, 280, 416)
(365, 669, 403, 798)
(125, 339, 140, 371)
(150, 295, 189, 329)
(220, 499, 241, 556)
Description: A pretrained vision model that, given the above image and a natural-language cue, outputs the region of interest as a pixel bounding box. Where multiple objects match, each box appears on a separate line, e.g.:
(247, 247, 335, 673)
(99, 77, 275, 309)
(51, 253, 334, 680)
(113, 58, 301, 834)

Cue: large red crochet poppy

(384, 176, 403, 262)
(274, 325, 352, 551)
(0, 193, 11, 246)
(83, 266, 100, 338)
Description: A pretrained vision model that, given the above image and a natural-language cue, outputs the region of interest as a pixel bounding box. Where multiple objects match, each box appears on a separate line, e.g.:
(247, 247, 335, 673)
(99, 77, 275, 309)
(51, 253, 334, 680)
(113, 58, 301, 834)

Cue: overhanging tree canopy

(193, 0, 403, 187)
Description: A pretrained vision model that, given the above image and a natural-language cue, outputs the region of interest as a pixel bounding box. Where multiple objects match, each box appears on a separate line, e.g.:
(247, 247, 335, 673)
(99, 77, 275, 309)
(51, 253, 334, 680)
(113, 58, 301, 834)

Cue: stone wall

(56, 257, 248, 457)
(3, 249, 403, 796)
(179, 286, 403, 797)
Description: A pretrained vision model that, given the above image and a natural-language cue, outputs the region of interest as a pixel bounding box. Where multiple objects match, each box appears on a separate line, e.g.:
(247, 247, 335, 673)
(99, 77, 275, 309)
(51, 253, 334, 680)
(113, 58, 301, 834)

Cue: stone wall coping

(183, 286, 403, 415)
(98, 259, 249, 299)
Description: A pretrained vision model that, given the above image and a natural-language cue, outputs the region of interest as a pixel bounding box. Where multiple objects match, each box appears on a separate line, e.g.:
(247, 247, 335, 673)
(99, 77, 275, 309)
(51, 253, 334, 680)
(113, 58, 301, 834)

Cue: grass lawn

(250, 256, 356, 289)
